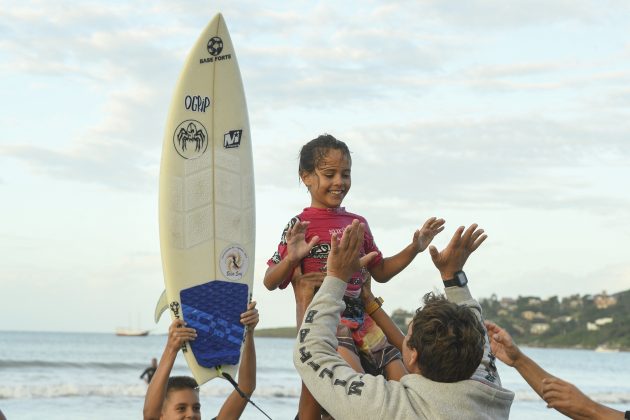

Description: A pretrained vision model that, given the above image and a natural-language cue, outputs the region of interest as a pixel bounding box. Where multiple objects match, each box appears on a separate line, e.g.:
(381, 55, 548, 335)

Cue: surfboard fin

(154, 290, 168, 323)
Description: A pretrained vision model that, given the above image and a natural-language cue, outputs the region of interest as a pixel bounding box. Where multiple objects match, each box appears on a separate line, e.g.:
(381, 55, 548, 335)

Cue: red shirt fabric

(267, 207, 383, 295)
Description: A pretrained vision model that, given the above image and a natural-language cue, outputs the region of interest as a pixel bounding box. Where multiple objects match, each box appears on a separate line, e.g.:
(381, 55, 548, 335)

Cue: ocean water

(1, 331, 629, 419)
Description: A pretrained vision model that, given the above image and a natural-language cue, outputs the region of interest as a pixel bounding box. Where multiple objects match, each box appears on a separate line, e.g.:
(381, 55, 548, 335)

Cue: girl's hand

(413, 217, 445, 253)
(286, 221, 320, 264)
(240, 301, 259, 331)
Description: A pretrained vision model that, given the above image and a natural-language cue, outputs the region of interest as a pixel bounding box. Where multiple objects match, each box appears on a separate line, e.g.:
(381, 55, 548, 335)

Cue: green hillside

(256, 288, 630, 350)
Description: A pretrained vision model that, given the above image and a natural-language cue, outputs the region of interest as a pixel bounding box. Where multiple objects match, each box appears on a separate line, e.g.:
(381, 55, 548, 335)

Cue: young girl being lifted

(264, 134, 445, 420)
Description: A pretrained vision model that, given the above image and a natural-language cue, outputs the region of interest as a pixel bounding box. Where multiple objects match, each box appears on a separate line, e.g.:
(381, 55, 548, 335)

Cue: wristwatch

(443, 270, 468, 288)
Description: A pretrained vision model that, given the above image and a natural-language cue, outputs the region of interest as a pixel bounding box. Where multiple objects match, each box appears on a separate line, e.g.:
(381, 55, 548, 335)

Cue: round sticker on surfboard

(173, 119, 208, 159)
(220, 245, 249, 280)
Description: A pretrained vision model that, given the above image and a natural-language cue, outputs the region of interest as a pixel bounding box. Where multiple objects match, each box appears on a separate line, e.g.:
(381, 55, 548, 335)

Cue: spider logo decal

(173, 119, 208, 159)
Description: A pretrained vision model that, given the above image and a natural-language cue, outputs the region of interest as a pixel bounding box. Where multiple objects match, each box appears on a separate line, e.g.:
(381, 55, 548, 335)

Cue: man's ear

(408, 347, 419, 369)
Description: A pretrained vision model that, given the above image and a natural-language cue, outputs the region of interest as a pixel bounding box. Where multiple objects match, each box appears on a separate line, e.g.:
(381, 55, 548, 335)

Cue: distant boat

(116, 313, 149, 336)
(115, 327, 149, 336)
(595, 344, 619, 352)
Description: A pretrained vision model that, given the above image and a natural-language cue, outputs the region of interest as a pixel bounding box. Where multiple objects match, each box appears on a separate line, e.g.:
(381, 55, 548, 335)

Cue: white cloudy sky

(1, 0, 629, 333)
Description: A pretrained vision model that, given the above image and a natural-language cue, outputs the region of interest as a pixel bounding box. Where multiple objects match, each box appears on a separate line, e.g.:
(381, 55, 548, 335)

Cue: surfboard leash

(216, 366, 273, 419)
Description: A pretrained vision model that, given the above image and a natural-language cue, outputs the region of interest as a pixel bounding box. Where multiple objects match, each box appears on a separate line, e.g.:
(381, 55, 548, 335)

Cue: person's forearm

(370, 244, 417, 283)
(591, 405, 624, 419)
(216, 329, 256, 419)
(294, 277, 392, 420)
(263, 259, 296, 290)
(368, 306, 404, 351)
(444, 284, 506, 388)
(558, 400, 624, 420)
(513, 352, 555, 399)
(143, 347, 177, 420)
(237, 329, 256, 395)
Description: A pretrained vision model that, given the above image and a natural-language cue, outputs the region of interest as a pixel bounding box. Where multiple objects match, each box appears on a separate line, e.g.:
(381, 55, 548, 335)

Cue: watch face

(444, 271, 468, 287)
(455, 271, 468, 286)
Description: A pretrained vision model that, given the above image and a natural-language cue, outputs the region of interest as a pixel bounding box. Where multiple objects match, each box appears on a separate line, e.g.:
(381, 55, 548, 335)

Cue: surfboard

(157, 13, 255, 386)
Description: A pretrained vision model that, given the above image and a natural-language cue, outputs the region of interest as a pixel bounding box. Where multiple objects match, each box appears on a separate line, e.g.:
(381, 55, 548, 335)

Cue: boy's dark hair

(407, 292, 485, 383)
(166, 376, 199, 396)
(298, 134, 351, 177)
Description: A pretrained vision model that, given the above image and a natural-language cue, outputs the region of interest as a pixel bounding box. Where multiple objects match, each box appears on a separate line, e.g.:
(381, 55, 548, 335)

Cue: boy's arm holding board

(215, 302, 259, 420)
(143, 319, 197, 420)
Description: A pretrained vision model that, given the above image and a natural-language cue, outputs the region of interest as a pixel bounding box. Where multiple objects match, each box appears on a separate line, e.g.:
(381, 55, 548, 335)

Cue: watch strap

(443, 271, 467, 288)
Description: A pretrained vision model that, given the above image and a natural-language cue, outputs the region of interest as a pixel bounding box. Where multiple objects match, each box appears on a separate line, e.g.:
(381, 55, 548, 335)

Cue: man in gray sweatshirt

(293, 220, 514, 419)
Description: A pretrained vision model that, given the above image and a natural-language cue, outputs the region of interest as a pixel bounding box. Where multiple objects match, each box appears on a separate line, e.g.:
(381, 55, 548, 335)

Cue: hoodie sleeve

(293, 276, 418, 420)
(444, 285, 503, 387)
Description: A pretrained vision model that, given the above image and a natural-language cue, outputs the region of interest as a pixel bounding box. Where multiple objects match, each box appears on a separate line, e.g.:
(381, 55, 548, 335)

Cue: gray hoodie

(293, 276, 514, 420)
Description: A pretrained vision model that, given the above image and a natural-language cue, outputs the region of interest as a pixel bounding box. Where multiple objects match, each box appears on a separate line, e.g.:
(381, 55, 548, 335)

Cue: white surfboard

(158, 13, 255, 386)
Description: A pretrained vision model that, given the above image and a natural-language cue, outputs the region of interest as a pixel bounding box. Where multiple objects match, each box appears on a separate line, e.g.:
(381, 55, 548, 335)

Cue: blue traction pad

(180, 280, 248, 368)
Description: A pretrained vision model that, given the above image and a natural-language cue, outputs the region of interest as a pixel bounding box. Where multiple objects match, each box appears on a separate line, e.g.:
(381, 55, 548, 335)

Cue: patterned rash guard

(268, 207, 401, 373)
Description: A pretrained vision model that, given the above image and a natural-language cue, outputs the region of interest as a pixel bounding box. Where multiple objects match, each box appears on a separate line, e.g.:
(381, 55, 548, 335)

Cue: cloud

(333, 115, 630, 217)
(0, 2, 181, 190)
(0, 80, 166, 191)
(405, 0, 630, 28)
(1, 0, 629, 198)
(2, 144, 154, 191)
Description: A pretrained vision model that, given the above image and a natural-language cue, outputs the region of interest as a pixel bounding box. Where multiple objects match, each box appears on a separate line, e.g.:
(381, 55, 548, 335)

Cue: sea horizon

(2, 331, 630, 419)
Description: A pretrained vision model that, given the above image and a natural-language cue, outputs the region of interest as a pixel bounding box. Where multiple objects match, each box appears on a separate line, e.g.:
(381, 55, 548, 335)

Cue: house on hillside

(594, 292, 617, 309)
(530, 323, 550, 335)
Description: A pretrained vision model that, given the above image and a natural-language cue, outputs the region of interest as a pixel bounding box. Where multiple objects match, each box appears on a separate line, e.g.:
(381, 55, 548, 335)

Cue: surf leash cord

(216, 366, 272, 419)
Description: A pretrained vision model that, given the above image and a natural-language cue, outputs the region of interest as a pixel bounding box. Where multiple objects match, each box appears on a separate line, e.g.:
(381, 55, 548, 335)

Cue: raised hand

(240, 301, 259, 331)
(541, 377, 607, 419)
(326, 219, 378, 282)
(166, 319, 197, 352)
(413, 217, 445, 253)
(286, 221, 320, 264)
(429, 224, 487, 279)
(484, 320, 522, 367)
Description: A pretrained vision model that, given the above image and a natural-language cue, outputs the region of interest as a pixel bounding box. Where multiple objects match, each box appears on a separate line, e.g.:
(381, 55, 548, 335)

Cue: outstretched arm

(370, 217, 444, 283)
(485, 321, 624, 419)
(542, 377, 624, 420)
(361, 275, 404, 351)
(484, 320, 553, 398)
(143, 319, 197, 420)
(216, 301, 259, 420)
(295, 220, 412, 420)
(264, 221, 319, 290)
(429, 224, 507, 388)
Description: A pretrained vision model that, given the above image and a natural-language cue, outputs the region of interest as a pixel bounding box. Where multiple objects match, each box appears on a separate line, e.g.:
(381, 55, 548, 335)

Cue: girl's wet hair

(299, 134, 351, 176)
